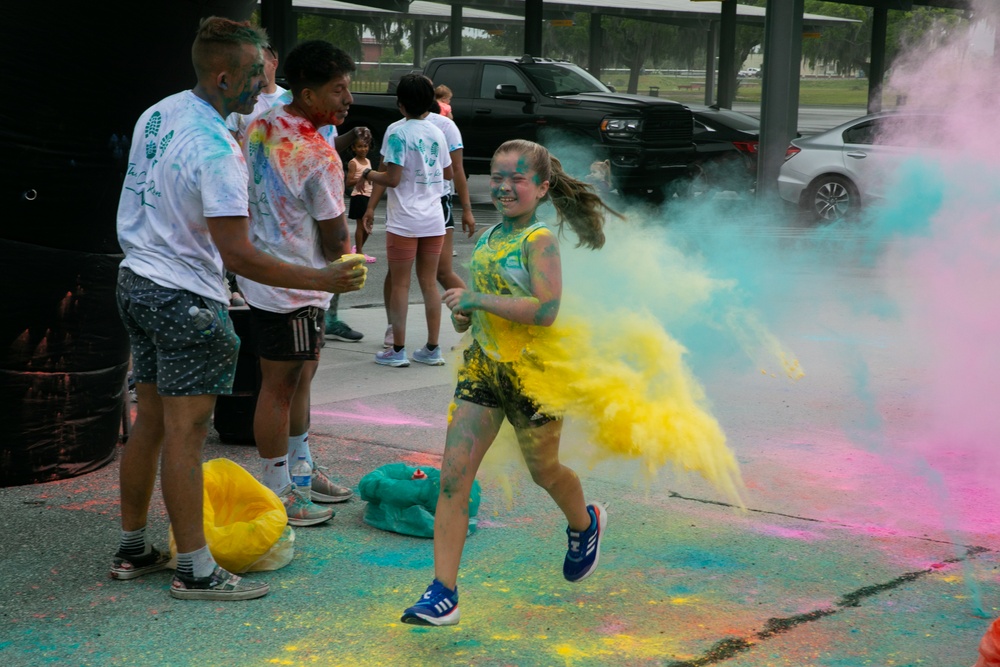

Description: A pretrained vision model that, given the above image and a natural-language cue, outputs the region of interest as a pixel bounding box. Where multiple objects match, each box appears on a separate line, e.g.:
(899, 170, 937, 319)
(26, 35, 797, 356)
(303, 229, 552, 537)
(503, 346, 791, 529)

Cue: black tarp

(1, 0, 257, 486)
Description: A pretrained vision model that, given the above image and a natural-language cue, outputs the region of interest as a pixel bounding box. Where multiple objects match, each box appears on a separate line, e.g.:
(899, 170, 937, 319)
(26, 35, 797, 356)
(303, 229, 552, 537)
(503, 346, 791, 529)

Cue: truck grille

(641, 108, 693, 144)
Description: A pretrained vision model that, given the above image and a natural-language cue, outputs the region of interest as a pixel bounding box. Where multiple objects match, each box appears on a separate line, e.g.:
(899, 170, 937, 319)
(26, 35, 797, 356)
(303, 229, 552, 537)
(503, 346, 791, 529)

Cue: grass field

(601, 74, 899, 107)
(351, 72, 900, 106)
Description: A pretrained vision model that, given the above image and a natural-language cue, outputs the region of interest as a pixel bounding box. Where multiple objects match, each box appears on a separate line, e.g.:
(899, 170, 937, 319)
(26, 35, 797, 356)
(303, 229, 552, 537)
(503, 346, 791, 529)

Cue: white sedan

(778, 111, 938, 222)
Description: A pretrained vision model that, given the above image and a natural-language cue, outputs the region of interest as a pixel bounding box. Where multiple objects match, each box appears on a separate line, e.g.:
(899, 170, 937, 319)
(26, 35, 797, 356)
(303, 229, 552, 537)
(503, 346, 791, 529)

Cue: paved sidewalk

(0, 300, 996, 667)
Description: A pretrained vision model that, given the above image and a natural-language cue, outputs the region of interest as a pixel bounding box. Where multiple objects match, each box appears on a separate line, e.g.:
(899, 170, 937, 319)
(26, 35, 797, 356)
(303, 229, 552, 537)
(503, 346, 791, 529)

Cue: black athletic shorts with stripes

(247, 305, 326, 361)
(441, 193, 454, 230)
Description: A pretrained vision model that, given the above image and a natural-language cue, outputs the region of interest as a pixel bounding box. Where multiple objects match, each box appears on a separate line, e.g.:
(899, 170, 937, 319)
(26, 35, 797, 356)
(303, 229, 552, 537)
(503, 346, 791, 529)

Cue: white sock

(177, 545, 217, 579)
(288, 433, 312, 467)
(261, 455, 291, 492)
(118, 526, 150, 557)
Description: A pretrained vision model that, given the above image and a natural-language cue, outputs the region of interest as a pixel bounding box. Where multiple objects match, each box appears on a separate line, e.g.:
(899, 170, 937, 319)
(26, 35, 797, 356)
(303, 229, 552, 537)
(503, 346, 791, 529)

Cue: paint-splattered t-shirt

(237, 105, 346, 312)
(379, 117, 452, 237)
(225, 85, 288, 147)
(275, 89, 338, 145)
(470, 221, 553, 361)
(117, 90, 249, 305)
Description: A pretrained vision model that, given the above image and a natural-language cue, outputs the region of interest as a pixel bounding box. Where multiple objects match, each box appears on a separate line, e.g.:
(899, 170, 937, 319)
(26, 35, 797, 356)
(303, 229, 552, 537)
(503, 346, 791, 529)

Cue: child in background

(345, 136, 376, 263)
(434, 84, 453, 119)
(361, 74, 454, 368)
(400, 139, 622, 626)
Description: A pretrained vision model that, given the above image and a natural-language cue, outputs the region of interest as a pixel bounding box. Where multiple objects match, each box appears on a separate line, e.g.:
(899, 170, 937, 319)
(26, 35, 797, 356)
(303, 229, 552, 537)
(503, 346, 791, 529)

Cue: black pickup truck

(341, 55, 695, 197)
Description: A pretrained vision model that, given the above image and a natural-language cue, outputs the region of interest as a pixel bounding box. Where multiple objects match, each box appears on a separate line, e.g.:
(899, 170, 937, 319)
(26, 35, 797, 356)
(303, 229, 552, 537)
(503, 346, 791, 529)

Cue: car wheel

(804, 175, 859, 222)
(682, 164, 710, 198)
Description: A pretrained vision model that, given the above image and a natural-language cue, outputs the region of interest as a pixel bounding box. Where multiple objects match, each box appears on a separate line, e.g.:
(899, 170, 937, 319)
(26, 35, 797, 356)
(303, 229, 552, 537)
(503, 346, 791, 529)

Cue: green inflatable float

(359, 463, 481, 538)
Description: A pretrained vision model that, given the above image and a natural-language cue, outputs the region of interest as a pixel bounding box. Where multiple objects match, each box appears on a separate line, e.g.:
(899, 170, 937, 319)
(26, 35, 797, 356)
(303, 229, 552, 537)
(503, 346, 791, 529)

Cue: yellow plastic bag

(169, 458, 292, 573)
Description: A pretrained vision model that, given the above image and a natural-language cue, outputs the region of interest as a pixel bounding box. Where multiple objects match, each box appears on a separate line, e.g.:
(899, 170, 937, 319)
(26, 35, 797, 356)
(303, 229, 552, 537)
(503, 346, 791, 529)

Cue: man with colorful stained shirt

(228, 45, 366, 342)
(113, 18, 365, 601)
(237, 40, 364, 526)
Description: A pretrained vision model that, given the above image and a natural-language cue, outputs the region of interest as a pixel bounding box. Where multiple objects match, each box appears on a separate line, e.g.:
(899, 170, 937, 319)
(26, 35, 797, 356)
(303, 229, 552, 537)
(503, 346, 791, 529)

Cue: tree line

(294, 2, 967, 93)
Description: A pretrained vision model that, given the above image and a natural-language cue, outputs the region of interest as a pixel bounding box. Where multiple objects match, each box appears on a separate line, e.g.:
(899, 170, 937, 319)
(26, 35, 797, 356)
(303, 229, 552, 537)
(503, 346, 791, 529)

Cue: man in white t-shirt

(247, 86, 366, 343)
(360, 74, 453, 368)
(225, 46, 366, 341)
(238, 40, 366, 527)
(113, 18, 365, 601)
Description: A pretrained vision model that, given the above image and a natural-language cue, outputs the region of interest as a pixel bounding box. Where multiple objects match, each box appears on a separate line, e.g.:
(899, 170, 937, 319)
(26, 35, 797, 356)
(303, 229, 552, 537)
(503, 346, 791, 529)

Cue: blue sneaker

(563, 502, 608, 582)
(412, 345, 445, 366)
(401, 579, 460, 626)
(375, 347, 409, 367)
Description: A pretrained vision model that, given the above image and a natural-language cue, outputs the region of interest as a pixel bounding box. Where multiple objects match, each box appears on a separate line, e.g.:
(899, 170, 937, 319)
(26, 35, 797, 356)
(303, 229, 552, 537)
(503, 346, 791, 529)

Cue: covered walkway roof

(292, 0, 859, 29)
(293, 0, 523, 26)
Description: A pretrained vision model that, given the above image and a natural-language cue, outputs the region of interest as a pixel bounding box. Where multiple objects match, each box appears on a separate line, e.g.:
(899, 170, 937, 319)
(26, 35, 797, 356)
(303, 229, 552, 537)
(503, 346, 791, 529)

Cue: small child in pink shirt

(346, 136, 376, 262)
(435, 84, 453, 120)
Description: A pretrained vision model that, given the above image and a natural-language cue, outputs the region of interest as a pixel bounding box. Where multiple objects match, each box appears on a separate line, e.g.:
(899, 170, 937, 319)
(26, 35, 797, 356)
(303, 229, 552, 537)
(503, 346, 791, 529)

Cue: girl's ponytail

(546, 155, 622, 250)
(494, 140, 622, 250)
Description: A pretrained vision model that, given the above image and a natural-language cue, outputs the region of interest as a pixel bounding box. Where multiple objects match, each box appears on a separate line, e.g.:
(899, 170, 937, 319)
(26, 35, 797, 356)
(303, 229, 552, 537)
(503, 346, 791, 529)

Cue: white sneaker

(383, 325, 394, 348)
(375, 347, 409, 367)
(412, 345, 445, 366)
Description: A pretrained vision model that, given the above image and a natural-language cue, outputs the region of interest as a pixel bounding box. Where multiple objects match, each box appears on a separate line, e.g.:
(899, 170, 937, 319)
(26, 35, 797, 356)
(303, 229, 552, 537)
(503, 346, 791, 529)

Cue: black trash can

(213, 306, 260, 444)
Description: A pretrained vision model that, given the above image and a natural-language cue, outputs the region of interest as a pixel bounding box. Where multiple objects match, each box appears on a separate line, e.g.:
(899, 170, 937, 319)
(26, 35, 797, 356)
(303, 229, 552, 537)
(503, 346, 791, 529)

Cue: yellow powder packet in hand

(335, 253, 368, 288)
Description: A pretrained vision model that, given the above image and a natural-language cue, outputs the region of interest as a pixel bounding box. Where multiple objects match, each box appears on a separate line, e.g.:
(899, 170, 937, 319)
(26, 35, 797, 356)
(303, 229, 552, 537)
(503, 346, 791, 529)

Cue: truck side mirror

(495, 84, 534, 103)
(605, 83, 616, 93)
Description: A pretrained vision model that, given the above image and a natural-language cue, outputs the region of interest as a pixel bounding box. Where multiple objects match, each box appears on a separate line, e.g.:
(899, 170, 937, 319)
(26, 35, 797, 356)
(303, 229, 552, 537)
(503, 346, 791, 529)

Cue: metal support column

(756, 0, 803, 199)
(717, 0, 738, 108)
(525, 0, 543, 56)
(589, 14, 603, 80)
(450, 4, 463, 56)
(260, 0, 295, 75)
(413, 19, 425, 68)
(705, 21, 718, 106)
(867, 6, 888, 113)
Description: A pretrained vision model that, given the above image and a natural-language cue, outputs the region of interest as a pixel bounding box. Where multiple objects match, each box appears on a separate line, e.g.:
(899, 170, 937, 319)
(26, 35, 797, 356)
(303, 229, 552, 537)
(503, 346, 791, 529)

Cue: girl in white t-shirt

(361, 74, 453, 368)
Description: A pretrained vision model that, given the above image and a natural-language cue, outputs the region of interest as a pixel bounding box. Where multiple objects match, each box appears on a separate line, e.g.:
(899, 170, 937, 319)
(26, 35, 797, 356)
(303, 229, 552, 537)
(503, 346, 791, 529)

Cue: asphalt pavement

(2, 171, 997, 667)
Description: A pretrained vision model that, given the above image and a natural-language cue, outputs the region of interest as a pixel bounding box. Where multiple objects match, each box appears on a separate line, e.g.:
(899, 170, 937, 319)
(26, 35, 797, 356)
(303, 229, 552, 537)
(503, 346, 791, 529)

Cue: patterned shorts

(116, 266, 239, 396)
(455, 341, 555, 429)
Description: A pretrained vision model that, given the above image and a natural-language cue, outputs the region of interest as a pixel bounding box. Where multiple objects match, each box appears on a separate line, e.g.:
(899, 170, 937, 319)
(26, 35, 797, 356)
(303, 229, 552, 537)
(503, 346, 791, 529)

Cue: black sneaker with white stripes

(401, 579, 460, 626)
(563, 502, 608, 582)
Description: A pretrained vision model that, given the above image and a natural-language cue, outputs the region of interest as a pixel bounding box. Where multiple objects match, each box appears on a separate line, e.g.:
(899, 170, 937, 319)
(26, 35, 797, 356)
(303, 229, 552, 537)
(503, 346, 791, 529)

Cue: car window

(710, 109, 760, 131)
(430, 63, 476, 99)
(480, 64, 529, 98)
(519, 63, 608, 96)
(843, 120, 877, 145)
(844, 116, 935, 148)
